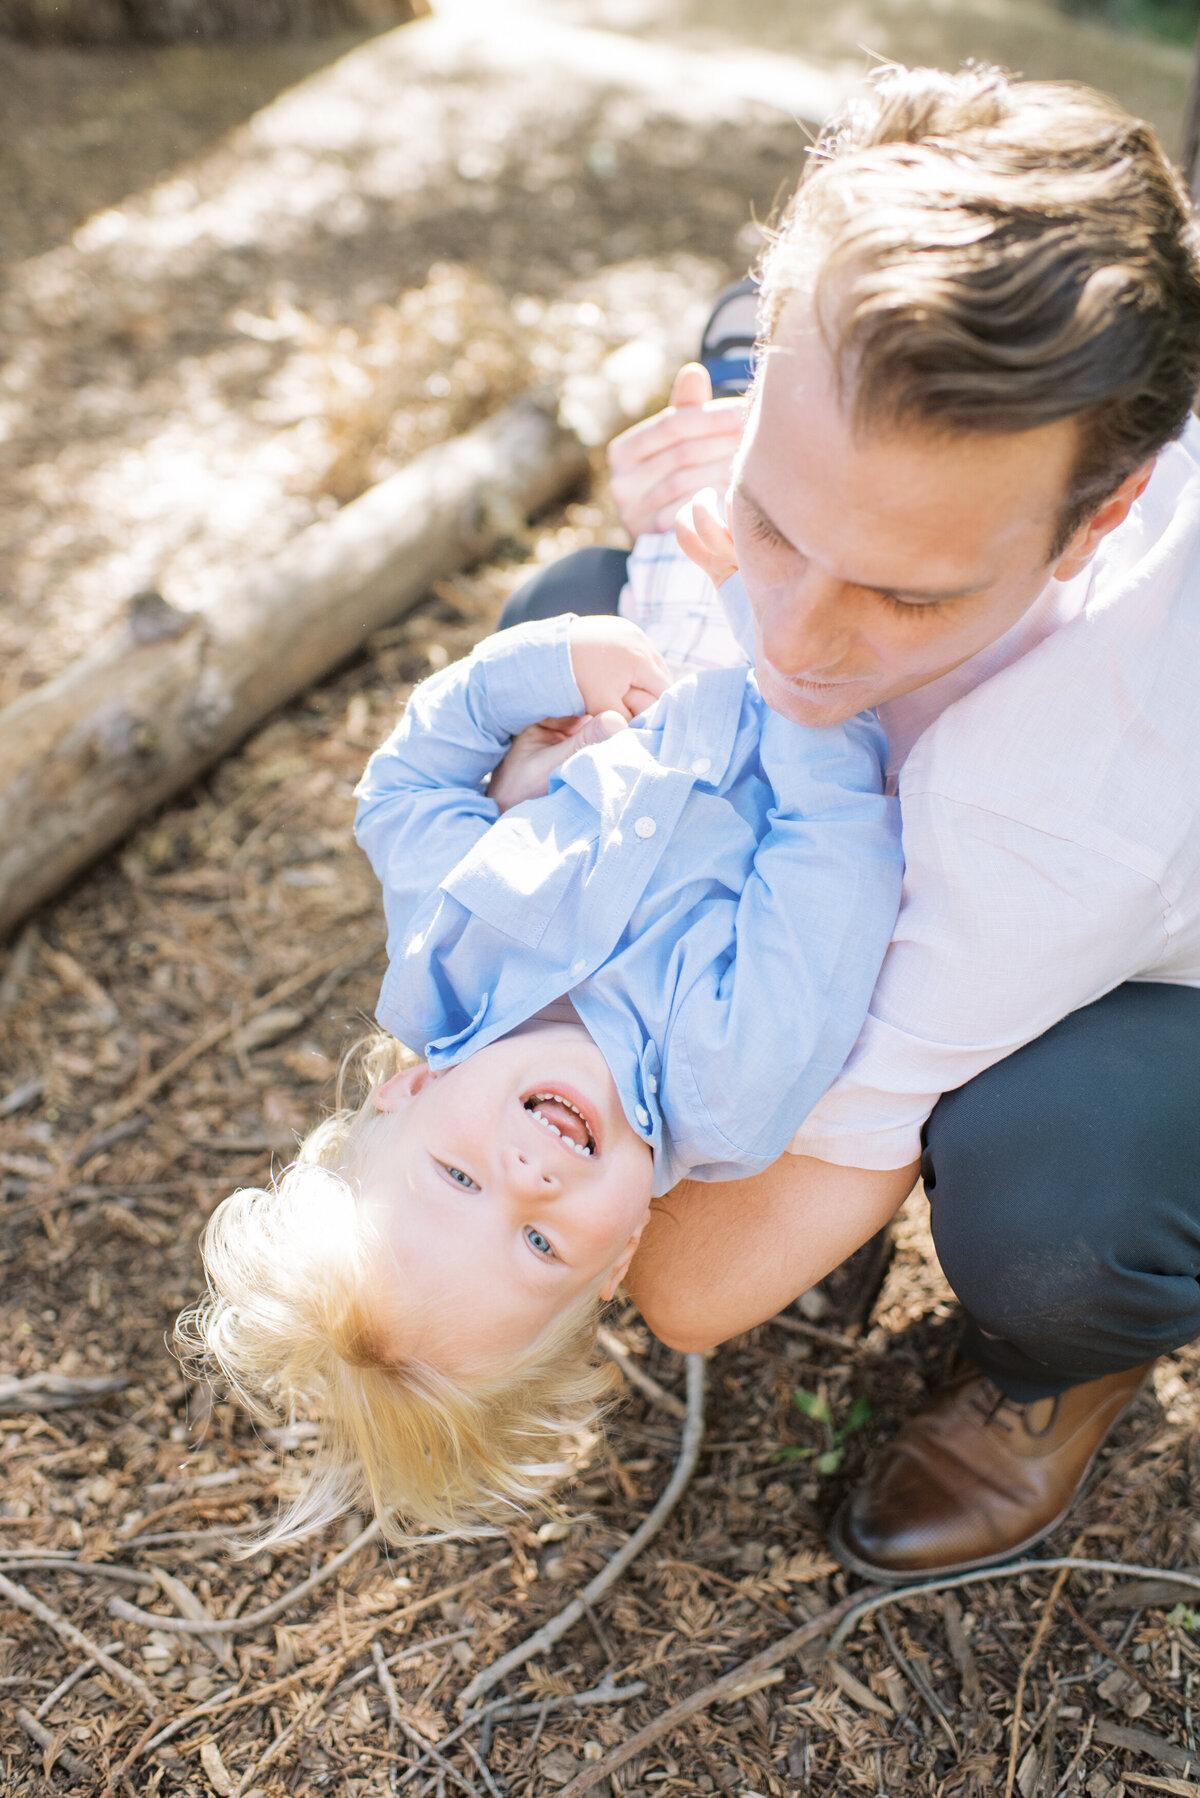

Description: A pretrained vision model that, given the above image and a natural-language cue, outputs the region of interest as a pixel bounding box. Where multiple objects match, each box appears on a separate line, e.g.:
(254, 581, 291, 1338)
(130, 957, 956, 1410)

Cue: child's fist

(675, 487, 738, 590)
(489, 711, 627, 814)
(567, 616, 671, 721)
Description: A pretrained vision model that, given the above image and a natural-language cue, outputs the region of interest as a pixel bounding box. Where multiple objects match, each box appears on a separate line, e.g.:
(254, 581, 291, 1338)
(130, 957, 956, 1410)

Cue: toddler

(180, 612, 901, 1543)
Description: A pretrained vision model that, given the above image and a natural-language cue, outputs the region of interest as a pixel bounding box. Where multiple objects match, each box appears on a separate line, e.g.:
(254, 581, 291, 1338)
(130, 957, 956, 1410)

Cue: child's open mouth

(523, 1091, 596, 1157)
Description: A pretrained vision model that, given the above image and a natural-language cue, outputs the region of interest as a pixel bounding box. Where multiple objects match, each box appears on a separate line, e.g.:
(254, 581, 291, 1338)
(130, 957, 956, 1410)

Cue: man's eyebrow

(737, 486, 993, 603)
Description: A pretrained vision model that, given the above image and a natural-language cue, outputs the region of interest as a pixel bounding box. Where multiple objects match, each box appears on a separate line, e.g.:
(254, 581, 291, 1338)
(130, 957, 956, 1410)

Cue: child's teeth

(529, 1102, 594, 1155)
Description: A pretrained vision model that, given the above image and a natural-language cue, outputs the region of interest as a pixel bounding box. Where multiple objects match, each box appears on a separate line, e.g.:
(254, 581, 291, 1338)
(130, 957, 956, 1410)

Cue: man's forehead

(742, 319, 1077, 567)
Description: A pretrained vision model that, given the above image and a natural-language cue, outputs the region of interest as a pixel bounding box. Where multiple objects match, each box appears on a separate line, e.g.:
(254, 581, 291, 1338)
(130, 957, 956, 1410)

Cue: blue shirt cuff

(472, 615, 585, 736)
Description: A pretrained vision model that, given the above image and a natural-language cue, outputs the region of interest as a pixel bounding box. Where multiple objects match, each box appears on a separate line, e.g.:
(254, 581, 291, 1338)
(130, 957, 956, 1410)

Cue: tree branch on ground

(459, 1354, 707, 1709)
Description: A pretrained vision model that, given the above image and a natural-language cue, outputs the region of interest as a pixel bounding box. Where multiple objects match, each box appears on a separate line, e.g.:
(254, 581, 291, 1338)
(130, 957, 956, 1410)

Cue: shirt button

(691, 756, 711, 776)
(634, 816, 657, 839)
(635, 1105, 651, 1128)
(571, 957, 587, 977)
(646, 1073, 658, 1094)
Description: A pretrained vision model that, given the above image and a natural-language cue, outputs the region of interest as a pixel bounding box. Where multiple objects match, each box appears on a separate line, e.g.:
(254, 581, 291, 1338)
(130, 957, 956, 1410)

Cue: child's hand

(607, 363, 748, 537)
(675, 486, 738, 589)
(568, 617, 671, 721)
(490, 710, 627, 814)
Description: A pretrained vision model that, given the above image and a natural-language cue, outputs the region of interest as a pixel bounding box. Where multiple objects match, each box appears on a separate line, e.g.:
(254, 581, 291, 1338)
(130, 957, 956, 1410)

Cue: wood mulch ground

(3, 551, 1200, 1798)
(3, 19, 1200, 1798)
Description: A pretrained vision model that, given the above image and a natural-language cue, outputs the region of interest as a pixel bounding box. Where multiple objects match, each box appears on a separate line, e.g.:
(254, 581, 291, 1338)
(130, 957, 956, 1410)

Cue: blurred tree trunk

(0, 0, 426, 43)
(1185, 24, 1200, 207)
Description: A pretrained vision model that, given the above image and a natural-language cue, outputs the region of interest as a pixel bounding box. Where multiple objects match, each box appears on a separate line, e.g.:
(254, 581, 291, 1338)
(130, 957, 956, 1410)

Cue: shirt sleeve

(788, 789, 1172, 1170)
(353, 617, 584, 949)
(665, 707, 904, 1172)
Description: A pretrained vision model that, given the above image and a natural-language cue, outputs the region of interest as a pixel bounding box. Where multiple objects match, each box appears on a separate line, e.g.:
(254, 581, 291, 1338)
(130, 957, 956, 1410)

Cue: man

(503, 61, 1200, 1579)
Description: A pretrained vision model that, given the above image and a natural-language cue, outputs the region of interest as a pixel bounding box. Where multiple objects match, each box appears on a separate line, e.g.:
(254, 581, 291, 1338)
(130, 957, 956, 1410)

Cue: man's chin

(757, 664, 876, 727)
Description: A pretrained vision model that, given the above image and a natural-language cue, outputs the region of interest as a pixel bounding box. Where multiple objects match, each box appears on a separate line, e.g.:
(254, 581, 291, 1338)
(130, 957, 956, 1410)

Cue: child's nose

(504, 1144, 561, 1195)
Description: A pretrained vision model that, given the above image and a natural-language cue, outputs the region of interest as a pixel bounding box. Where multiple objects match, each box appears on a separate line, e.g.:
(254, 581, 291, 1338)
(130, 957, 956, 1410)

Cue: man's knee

(498, 547, 630, 630)
(925, 983, 1200, 1367)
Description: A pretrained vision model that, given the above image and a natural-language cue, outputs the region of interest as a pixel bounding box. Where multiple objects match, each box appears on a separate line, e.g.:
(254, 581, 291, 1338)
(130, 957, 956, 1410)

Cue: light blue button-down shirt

(354, 616, 902, 1196)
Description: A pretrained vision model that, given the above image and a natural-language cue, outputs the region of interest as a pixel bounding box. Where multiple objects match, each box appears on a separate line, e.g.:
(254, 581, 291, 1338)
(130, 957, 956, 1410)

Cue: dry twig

(1061, 1591, 1188, 1718)
(96, 1708, 176, 1798)
(124, 1628, 478, 1779)
(0, 1559, 147, 1586)
(1051, 1714, 1094, 1798)
(0, 1372, 130, 1414)
(372, 1638, 403, 1731)
(1122, 1777, 1200, 1796)
(230, 1656, 347, 1798)
(769, 1312, 863, 1354)
(394, 1676, 647, 1792)
(108, 1519, 383, 1635)
(460, 1353, 706, 1708)
(829, 1558, 1200, 1652)
(15, 1707, 95, 1784)
(393, 1717, 484, 1798)
(67, 931, 381, 1165)
(1004, 1558, 1075, 1798)
(876, 1612, 958, 1754)
(1093, 1721, 1200, 1778)
(597, 1328, 687, 1419)
(555, 1587, 874, 1798)
(37, 1645, 123, 1720)
(0, 1570, 156, 1712)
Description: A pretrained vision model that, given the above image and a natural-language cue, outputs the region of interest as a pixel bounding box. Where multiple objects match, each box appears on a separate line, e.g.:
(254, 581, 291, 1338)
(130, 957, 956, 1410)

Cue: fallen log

(0, 0, 425, 46)
(0, 367, 671, 941)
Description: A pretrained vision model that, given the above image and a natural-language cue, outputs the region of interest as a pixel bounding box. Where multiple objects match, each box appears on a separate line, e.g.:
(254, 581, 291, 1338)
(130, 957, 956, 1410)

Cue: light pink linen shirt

(621, 417, 1200, 1170)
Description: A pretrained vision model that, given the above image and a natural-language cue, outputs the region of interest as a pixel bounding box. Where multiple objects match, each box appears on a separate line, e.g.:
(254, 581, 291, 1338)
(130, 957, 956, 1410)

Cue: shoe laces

(966, 1379, 1015, 1432)
(966, 1379, 1059, 1438)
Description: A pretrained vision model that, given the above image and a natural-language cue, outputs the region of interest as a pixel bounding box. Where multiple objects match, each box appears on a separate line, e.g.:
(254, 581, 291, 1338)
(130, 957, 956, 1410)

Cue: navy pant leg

(924, 982, 1200, 1401)
(498, 546, 630, 630)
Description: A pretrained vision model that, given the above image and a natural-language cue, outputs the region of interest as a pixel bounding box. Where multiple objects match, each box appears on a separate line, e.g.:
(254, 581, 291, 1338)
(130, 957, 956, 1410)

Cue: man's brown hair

(760, 64, 1200, 549)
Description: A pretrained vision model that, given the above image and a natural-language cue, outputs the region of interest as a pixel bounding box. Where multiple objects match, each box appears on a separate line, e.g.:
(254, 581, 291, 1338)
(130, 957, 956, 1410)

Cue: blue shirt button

(635, 1105, 651, 1128)
(634, 816, 657, 839)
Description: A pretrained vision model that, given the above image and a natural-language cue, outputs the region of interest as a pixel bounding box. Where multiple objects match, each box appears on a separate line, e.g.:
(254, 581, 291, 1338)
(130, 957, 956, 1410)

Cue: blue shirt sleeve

(664, 707, 903, 1174)
(354, 618, 585, 952)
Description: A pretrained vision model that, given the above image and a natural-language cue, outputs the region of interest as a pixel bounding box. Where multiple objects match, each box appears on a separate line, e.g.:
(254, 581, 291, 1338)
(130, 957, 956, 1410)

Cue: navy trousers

(501, 549, 1200, 1400)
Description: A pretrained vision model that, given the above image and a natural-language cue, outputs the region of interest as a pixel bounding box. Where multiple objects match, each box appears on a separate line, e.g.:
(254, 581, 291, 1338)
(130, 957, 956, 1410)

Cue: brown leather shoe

(831, 1361, 1154, 1580)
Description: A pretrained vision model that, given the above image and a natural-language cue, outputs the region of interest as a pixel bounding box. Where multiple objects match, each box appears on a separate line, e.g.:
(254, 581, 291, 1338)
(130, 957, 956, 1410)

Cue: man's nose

(758, 570, 852, 674)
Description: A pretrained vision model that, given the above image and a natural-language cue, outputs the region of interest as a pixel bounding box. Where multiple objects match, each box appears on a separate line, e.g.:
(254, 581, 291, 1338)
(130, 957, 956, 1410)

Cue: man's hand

(607, 363, 748, 538)
(489, 711, 627, 814)
(675, 486, 739, 589)
(568, 616, 671, 721)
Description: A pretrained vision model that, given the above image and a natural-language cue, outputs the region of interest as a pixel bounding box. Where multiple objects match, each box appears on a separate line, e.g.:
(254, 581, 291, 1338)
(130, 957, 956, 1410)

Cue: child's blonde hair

(175, 1036, 617, 1546)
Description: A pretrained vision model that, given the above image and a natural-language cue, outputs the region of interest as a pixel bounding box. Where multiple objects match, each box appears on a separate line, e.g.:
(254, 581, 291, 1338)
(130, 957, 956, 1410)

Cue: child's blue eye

(444, 1165, 478, 1191)
(525, 1228, 554, 1257)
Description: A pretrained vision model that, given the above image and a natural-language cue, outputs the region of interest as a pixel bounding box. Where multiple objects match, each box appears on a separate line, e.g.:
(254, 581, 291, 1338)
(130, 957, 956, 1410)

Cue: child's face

(360, 1021, 655, 1373)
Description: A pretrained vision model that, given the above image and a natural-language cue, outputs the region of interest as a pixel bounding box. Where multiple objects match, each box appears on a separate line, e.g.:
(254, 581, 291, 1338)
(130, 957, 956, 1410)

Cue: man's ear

(1052, 459, 1156, 583)
(373, 1064, 432, 1112)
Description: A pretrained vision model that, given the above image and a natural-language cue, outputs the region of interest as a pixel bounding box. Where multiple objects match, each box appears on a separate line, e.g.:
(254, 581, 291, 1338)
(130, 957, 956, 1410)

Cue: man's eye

(443, 1164, 479, 1191)
(877, 591, 950, 615)
(525, 1227, 554, 1258)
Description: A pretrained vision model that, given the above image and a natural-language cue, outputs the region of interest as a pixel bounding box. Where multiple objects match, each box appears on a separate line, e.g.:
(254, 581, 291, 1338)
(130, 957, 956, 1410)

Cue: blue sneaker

(700, 275, 759, 397)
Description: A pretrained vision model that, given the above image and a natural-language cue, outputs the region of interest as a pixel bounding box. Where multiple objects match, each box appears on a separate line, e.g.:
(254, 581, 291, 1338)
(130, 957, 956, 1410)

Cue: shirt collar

(650, 664, 750, 789)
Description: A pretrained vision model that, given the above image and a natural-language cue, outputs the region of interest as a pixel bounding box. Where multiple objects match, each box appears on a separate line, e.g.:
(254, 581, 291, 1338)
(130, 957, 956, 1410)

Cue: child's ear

(373, 1064, 432, 1111)
(600, 1226, 647, 1303)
